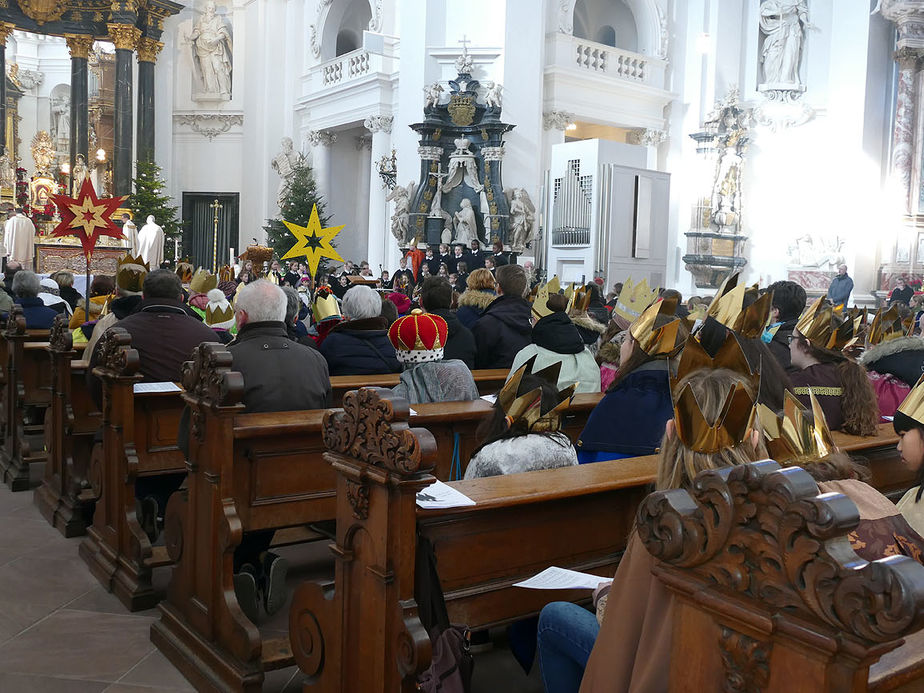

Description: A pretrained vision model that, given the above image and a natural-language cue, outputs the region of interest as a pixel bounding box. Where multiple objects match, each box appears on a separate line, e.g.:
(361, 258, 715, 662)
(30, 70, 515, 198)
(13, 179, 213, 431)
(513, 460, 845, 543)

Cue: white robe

(122, 221, 139, 257)
(137, 218, 164, 268)
(3, 213, 35, 266)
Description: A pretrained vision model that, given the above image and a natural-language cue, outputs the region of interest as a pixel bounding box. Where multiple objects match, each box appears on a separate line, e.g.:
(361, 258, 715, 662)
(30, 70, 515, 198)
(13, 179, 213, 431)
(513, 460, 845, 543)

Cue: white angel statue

(506, 187, 536, 252)
(386, 180, 417, 243)
(424, 83, 444, 109)
(484, 82, 503, 109)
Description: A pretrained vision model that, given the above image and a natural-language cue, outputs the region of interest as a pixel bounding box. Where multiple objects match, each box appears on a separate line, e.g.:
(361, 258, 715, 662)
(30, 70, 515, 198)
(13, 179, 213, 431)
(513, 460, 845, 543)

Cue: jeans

(537, 601, 600, 693)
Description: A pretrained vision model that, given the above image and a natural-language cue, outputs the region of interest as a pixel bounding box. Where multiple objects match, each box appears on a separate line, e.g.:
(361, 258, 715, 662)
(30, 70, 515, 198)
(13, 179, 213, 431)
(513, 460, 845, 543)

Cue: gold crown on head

(706, 273, 773, 339)
(190, 268, 218, 294)
(795, 297, 856, 351)
(498, 355, 575, 433)
(867, 305, 904, 345)
(115, 253, 149, 294)
(898, 373, 924, 427)
(531, 276, 561, 320)
(671, 332, 758, 391)
(614, 277, 659, 322)
(205, 304, 235, 327)
(569, 285, 593, 314)
(175, 261, 194, 284)
(313, 289, 341, 323)
(629, 297, 682, 357)
(755, 390, 835, 464)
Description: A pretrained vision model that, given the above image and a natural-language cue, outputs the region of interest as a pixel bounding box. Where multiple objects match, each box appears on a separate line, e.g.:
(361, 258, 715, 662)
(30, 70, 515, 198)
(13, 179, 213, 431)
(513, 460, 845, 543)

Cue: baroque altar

(403, 53, 515, 248)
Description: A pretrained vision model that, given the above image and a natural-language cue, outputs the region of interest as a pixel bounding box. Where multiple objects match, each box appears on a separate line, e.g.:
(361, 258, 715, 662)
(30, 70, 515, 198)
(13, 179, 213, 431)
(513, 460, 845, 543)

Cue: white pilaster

(364, 115, 393, 273)
(307, 129, 336, 203)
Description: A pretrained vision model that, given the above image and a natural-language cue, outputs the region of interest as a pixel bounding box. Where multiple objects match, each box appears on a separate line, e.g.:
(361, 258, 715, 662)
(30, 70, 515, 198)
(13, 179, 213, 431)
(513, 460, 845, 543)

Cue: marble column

(355, 134, 373, 266)
(0, 24, 15, 159)
(108, 24, 141, 197)
(363, 115, 393, 272)
(306, 129, 336, 205)
(628, 128, 667, 169)
(890, 47, 922, 213)
(65, 35, 93, 191)
(136, 37, 163, 163)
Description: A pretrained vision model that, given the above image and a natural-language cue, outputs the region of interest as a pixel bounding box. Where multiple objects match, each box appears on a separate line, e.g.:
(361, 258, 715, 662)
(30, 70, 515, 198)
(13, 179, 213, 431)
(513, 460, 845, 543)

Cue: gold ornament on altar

(448, 94, 476, 126)
(30, 130, 56, 176)
(281, 204, 345, 277)
(17, 0, 67, 25)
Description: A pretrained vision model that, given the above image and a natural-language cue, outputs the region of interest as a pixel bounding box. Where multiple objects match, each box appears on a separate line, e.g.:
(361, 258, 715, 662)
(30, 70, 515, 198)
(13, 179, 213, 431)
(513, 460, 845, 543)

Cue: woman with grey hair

(280, 285, 315, 348)
(12, 270, 58, 328)
(320, 284, 400, 375)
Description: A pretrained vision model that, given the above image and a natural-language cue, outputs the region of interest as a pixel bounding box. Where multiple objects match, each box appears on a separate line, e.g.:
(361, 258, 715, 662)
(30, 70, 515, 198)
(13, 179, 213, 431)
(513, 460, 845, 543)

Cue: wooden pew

(286, 387, 656, 693)
(329, 368, 509, 406)
(636, 460, 924, 692)
(0, 306, 52, 490)
(79, 327, 186, 611)
(834, 423, 913, 503)
(34, 314, 98, 537)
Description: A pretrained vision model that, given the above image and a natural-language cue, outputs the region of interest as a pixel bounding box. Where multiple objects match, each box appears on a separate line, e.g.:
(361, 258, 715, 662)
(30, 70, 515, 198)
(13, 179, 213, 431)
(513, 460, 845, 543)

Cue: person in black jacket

(320, 284, 401, 375)
(491, 240, 509, 267)
(420, 276, 476, 368)
(52, 270, 82, 311)
(472, 263, 532, 369)
(889, 277, 915, 306)
(762, 280, 806, 371)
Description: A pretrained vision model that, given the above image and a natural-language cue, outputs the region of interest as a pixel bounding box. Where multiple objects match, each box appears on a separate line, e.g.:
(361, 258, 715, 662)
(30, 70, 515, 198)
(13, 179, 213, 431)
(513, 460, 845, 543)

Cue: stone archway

(558, 0, 664, 58)
(311, 0, 382, 61)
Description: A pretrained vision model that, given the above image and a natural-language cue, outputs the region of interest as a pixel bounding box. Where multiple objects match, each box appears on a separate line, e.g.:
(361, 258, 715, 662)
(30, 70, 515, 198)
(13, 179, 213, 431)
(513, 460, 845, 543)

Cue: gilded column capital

(107, 23, 142, 52)
(65, 34, 95, 60)
(136, 37, 164, 63)
(0, 23, 16, 45)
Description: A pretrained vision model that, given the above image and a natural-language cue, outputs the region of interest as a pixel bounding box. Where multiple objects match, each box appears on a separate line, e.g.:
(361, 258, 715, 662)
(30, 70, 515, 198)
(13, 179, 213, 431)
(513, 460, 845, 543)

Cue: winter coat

(576, 361, 673, 463)
(789, 361, 845, 431)
(392, 359, 480, 405)
(229, 321, 331, 411)
(764, 318, 798, 371)
(472, 294, 532, 370)
(571, 313, 607, 348)
(889, 285, 915, 306)
(59, 285, 81, 311)
(858, 336, 924, 387)
(69, 295, 109, 329)
(508, 311, 600, 393)
(320, 316, 401, 376)
(84, 294, 143, 360)
(826, 274, 853, 306)
(14, 296, 58, 329)
(456, 289, 495, 330)
(427, 308, 476, 368)
(463, 432, 577, 479)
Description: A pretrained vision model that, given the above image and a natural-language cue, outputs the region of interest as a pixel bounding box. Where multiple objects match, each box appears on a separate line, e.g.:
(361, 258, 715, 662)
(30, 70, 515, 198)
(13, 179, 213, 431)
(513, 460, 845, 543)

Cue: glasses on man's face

(787, 334, 800, 344)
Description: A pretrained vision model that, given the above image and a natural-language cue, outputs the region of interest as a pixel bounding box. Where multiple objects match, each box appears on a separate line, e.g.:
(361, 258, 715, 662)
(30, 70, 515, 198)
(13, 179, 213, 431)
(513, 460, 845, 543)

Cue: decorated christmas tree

(129, 160, 182, 262)
(264, 157, 335, 275)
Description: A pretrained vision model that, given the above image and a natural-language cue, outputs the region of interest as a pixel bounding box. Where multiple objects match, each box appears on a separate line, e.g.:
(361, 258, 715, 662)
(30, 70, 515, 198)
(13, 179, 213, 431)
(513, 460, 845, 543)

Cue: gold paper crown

(629, 297, 682, 357)
(614, 277, 659, 322)
(115, 253, 149, 294)
(531, 276, 561, 320)
(671, 332, 758, 391)
(706, 273, 773, 339)
(867, 305, 904, 345)
(898, 373, 924, 426)
(175, 261, 194, 284)
(569, 285, 592, 313)
(755, 390, 835, 464)
(205, 302, 234, 327)
(190, 268, 218, 294)
(313, 289, 341, 323)
(498, 355, 576, 433)
(794, 297, 856, 351)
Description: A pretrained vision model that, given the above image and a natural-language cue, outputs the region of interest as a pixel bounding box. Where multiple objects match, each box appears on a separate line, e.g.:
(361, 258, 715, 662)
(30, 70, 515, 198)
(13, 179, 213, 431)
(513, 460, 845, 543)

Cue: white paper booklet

(416, 480, 476, 510)
(480, 394, 497, 404)
(133, 382, 182, 394)
(513, 566, 610, 590)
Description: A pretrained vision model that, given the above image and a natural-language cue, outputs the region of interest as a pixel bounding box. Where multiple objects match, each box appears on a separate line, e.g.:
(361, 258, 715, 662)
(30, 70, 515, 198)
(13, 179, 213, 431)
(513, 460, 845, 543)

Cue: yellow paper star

(281, 204, 345, 276)
(67, 195, 111, 237)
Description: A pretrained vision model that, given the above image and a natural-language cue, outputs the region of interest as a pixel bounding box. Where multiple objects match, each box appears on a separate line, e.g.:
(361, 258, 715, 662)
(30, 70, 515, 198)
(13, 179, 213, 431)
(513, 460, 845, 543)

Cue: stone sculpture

(191, 0, 233, 99)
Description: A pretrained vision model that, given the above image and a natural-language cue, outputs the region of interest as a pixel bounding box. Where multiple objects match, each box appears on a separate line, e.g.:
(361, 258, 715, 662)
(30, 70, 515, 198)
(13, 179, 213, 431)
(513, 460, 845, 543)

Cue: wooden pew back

(329, 368, 509, 406)
(637, 460, 924, 692)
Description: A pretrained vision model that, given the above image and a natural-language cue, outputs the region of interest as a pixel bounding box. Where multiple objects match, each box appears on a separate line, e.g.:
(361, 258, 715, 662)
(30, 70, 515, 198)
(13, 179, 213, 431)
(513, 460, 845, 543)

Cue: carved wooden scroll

(48, 313, 73, 353)
(638, 460, 924, 645)
(322, 387, 437, 474)
(3, 304, 25, 337)
(181, 342, 243, 408)
(94, 327, 140, 377)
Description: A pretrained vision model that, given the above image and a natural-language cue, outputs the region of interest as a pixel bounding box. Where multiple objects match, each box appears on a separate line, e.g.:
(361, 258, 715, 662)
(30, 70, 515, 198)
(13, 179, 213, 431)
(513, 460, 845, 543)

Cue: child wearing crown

(895, 376, 924, 538)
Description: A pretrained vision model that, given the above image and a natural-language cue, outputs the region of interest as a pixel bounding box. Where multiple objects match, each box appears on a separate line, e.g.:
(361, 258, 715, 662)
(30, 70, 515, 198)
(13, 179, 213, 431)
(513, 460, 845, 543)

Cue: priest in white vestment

(121, 213, 139, 256)
(137, 215, 164, 268)
(3, 209, 35, 267)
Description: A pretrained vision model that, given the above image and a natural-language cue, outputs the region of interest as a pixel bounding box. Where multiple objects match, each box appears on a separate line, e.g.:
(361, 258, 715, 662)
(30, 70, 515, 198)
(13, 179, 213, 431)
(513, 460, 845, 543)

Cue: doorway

(181, 192, 239, 272)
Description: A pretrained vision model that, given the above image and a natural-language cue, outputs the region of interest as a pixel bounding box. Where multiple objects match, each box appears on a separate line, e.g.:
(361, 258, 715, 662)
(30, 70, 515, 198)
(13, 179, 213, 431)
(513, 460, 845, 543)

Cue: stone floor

(0, 481, 543, 692)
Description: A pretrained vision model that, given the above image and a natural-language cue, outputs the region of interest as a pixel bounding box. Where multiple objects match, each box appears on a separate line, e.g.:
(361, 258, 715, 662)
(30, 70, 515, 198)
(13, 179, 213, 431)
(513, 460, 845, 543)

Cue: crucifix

(427, 162, 449, 219)
(209, 198, 222, 273)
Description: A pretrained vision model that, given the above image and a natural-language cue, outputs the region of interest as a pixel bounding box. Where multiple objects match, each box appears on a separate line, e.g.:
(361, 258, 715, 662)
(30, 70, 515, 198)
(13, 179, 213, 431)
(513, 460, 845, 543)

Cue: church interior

(3, 1, 924, 692)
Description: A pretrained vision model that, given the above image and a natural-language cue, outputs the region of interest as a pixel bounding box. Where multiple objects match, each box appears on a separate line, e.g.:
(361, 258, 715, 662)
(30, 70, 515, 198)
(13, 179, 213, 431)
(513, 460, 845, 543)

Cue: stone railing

(545, 33, 667, 90)
(319, 48, 372, 87)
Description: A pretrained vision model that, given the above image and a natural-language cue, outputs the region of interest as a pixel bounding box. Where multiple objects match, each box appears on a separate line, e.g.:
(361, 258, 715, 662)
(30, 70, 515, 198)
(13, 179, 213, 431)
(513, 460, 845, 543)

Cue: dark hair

(894, 411, 924, 502)
(281, 286, 300, 325)
(379, 296, 398, 326)
(661, 288, 682, 303)
(609, 313, 689, 391)
(420, 276, 452, 310)
(471, 374, 572, 456)
(584, 282, 603, 305)
(546, 293, 569, 313)
(767, 281, 807, 322)
(142, 269, 183, 300)
(89, 274, 115, 298)
(495, 264, 526, 297)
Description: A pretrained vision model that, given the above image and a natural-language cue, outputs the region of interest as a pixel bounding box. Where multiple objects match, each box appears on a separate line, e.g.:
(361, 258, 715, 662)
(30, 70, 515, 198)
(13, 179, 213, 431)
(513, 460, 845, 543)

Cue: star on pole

(281, 204, 344, 276)
(50, 179, 128, 259)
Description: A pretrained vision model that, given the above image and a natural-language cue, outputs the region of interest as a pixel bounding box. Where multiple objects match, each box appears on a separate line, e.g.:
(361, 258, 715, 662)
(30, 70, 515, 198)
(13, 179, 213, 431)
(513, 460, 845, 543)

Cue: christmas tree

(264, 157, 334, 275)
(129, 160, 182, 262)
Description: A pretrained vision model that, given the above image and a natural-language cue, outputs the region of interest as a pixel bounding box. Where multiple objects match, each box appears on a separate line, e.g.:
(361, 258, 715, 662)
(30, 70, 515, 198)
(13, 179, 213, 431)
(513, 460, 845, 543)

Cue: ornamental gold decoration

(18, 0, 67, 25)
(136, 37, 164, 63)
(0, 22, 16, 44)
(65, 34, 95, 60)
(108, 23, 142, 51)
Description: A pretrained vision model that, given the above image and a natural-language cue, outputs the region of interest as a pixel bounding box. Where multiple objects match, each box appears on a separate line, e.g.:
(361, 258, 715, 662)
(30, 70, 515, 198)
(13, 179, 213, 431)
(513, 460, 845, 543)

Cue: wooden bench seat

(329, 368, 509, 406)
(78, 327, 186, 611)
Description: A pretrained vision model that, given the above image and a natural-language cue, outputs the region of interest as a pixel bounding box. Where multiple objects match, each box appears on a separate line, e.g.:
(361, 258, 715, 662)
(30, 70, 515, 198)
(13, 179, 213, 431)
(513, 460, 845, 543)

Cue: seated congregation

(6, 251, 924, 692)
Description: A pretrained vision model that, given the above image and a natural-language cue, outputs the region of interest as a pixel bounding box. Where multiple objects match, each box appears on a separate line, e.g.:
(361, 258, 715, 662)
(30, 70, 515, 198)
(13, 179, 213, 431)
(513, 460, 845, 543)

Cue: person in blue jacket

(576, 297, 687, 463)
(826, 264, 853, 308)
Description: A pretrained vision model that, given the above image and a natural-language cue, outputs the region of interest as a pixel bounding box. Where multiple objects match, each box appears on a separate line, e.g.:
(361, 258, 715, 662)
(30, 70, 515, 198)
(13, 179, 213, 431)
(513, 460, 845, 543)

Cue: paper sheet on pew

(513, 566, 609, 591)
(133, 382, 182, 394)
(481, 394, 497, 404)
(416, 480, 476, 509)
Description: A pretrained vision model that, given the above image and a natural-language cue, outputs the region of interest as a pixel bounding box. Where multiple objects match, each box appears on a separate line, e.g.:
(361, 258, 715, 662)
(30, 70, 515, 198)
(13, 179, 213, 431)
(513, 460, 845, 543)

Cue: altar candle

(230, 247, 235, 266)
(174, 238, 179, 260)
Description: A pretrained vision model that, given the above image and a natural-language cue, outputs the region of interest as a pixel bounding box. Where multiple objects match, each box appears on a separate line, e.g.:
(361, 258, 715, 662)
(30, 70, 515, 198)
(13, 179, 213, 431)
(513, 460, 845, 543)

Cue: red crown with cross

(388, 309, 448, 364)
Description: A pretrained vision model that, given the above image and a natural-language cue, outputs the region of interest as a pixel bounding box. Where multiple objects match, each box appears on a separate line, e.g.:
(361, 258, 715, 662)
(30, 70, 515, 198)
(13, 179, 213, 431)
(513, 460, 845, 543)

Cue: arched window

(332, 0, 372, 58)
(573, 0, 639, 53)
(336, 29, 361, 56)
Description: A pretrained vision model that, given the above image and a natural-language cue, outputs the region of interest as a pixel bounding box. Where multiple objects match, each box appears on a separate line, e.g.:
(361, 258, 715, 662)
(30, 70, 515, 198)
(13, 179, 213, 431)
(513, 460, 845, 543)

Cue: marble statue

(191, 0, 233, 99)
(386, 180, 416, 243)
(271, 136, 301, 206)
(424, 83, 444, 109)
(442, 138, 483, 193)
(484, 82, 503, 109)
(0, 148, 14, 190)
(72, 154, 87, 194)
(453, 198, 478, 245)
(506, 188, 536, 251)
(788, 233, 845, 269)
(711, 136, 743, 229)
(759, 0, 811, 87)
(138, 215, 165, 269)
(455, 51, 474, 75)
(30, 130, 55, 176)
(52, 95, 70, 151)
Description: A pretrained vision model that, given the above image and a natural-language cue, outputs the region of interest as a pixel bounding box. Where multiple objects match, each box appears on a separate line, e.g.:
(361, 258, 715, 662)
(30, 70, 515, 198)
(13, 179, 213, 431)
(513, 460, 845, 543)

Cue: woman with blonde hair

(456, 267, 496, 329)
